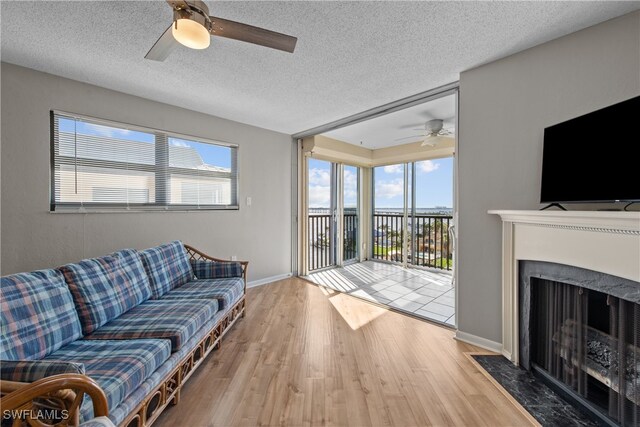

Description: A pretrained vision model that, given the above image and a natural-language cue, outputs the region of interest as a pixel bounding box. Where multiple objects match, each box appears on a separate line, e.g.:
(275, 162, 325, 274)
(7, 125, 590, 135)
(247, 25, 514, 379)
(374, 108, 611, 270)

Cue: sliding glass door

(307, 159, 360, 272)
(372, 163, 407, 263)
(411, 159, 454, 270)
(308, 158, 336, 271)
(373, 158, 453, 271)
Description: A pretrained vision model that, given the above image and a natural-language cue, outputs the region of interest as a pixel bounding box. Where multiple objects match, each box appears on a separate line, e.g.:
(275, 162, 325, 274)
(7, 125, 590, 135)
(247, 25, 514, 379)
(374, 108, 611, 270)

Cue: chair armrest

(184, 244, 249, 282)
(1, 359, 85, 383)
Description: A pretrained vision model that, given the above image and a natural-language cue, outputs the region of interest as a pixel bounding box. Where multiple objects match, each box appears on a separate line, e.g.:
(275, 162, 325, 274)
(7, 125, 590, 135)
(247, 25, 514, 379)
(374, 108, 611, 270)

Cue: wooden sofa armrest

(1, 379, 31, 395)
(184, 244, 249, 284)
(1, 373, 108, 426)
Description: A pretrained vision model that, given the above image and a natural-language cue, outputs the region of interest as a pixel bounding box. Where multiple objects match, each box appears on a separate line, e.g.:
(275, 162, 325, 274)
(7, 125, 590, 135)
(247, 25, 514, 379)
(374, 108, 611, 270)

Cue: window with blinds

(51, 112, 238, 211)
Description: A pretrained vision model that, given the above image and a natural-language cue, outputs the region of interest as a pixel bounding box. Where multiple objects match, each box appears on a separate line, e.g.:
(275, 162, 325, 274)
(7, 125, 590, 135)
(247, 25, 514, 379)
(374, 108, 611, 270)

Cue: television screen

(540, 95, 640, 203)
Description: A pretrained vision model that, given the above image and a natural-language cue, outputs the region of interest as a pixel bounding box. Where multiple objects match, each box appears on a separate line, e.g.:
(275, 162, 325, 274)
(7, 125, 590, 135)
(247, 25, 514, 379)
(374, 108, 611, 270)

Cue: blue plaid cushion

(1, 269, 83, 360)
(60, 249, 152, 335)
(139, 241, 193, 299)
(80, 417, 116, 427)
(162, 278, 244, 309)
(0, 359, 85, 382)
(84, 299, 218, 352)
(191, 260, 243, 279)
(44, 339, 170, 421)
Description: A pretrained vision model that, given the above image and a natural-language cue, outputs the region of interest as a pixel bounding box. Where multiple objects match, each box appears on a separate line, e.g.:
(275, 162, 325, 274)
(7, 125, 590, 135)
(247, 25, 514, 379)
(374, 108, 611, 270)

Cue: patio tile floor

(304, 261, 455, 326)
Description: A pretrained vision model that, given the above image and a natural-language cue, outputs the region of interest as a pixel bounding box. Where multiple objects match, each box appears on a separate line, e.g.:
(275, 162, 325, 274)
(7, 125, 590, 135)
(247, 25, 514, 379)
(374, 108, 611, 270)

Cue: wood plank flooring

(154, 278, 532, 427)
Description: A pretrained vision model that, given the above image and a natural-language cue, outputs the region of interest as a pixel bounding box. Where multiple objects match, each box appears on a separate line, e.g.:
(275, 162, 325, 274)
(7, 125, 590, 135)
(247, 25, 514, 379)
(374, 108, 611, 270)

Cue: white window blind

(51, 112, 238, 211)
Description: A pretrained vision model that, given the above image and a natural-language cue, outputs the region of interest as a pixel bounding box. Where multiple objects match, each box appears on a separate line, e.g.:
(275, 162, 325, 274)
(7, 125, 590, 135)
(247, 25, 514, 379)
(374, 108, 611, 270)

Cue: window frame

(50, 110, 239, 212)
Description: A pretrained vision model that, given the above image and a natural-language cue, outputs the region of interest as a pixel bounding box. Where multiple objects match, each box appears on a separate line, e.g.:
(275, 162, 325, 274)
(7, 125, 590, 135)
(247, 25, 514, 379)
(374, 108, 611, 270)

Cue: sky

(308, 159, 358, 208)
(375, 158, 453, 209)
(308, 157, 453, 209)
(59, 117, 231, 168)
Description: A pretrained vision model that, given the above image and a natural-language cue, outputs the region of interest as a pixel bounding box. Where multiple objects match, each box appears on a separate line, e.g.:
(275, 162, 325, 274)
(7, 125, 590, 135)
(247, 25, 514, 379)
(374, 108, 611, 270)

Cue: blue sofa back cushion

(59, 249, 152, 335)
(138, 241, 193, 299)
(0, 269, 83, 360)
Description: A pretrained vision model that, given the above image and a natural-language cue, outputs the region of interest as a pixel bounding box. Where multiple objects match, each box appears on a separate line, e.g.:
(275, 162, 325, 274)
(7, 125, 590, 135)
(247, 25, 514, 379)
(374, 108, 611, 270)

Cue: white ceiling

(324, 94, 456, 149)
(2, 1, 639, 135)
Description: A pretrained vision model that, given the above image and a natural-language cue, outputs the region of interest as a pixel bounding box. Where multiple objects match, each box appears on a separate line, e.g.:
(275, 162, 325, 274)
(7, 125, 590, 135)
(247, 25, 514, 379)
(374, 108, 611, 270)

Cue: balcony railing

(308, 214, 331, 272)
(308, 213, 358, 272)
(308, 212, 452, 272)
(373, 213, 453, 271)
(343, 213, 357, 262)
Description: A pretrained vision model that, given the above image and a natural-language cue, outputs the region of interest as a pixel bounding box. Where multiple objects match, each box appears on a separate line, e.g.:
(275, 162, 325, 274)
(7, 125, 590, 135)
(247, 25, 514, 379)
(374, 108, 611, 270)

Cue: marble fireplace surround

(489, 210, 640, 364)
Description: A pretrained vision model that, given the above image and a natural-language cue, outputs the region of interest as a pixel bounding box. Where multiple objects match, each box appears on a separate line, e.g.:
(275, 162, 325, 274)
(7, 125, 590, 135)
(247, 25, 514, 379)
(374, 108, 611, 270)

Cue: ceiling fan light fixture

(421, 142, 436, 148)
(172, 17, 210, 50)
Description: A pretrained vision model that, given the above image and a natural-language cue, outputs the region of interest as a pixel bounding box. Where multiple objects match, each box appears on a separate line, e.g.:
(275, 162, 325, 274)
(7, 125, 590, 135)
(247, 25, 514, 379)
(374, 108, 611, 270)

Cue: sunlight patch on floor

(309, 268, 359, 292)
(320, 285, 388, 330)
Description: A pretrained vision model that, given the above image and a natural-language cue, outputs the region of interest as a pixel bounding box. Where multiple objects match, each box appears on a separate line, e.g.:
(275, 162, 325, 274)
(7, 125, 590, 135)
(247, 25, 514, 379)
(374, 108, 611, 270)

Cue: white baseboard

(247, 273, 292, 288)
(454, 330, 502, 353)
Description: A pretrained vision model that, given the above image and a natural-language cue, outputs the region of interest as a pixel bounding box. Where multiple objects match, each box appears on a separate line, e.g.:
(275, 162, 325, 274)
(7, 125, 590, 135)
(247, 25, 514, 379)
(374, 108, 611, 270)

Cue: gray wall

(1, 64, 292, 282)
(457, 11, 640, 344)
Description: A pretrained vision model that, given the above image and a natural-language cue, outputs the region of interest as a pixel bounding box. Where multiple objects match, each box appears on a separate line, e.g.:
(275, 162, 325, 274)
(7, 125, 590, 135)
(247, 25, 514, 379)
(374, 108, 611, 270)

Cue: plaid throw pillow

(190, 260, 243, 279)
(139, 241, 193, 299)
(60, 249, 152, 335)
(1, 269, 83, 360)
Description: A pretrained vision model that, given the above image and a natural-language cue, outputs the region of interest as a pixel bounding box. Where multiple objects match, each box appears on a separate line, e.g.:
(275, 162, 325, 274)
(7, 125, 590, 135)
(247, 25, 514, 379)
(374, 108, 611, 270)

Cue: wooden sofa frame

(0, 245, 248, 427)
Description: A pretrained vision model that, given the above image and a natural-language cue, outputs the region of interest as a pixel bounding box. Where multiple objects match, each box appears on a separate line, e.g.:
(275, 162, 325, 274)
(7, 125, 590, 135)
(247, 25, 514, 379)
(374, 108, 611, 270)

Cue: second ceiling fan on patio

(395, 119, 455, 147)
(145, 0, 298, 61)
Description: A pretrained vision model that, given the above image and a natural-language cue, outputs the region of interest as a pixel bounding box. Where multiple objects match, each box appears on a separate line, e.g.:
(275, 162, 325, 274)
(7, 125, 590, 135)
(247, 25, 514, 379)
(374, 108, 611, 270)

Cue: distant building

(56, 132, 232, 205)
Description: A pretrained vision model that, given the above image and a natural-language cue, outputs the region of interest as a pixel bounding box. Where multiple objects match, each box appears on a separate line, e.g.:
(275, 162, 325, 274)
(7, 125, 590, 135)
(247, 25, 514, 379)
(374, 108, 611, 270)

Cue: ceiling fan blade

(145, 25, 178, 61)
(394, 135, 424, 141)
(398, 123, 424, 130)
(210, 16, 297, 53)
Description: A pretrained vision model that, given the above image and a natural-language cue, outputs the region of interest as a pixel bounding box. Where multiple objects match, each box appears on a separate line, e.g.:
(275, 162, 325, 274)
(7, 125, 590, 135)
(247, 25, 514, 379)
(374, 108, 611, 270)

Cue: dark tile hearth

(472, 355, 598, 427)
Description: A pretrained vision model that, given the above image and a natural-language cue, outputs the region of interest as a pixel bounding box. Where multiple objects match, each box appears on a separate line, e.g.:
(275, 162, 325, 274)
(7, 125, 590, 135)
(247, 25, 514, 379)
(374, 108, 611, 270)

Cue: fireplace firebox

(519, 261, 639, 426)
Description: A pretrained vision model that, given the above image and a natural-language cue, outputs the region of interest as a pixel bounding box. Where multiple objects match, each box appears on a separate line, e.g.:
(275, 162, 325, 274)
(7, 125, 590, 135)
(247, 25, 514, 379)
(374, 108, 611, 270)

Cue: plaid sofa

(0, 241, 246, 426)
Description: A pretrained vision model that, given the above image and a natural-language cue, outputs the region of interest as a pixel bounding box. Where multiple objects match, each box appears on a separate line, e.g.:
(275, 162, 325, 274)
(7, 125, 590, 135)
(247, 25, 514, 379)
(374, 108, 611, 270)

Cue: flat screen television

(540, 95, 640, 204)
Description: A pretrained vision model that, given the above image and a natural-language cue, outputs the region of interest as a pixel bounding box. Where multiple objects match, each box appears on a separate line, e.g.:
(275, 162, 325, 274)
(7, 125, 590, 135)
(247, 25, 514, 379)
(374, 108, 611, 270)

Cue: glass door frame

(342, 164, 360, 265)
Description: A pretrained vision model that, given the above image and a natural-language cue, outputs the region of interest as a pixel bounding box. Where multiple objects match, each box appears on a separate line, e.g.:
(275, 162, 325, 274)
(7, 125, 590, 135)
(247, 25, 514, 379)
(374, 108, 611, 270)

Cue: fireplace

(489, 210, 640, 425)
(519, 261, 639, 426)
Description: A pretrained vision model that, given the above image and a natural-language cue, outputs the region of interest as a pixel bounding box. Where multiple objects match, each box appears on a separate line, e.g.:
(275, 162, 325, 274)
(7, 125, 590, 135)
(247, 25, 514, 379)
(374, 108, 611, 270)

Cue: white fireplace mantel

(489, 210, 640, 364)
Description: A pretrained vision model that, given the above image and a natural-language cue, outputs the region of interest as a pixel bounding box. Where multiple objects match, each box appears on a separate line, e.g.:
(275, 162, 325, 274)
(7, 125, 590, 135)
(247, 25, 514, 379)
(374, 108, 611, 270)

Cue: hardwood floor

(154, 278, 533, 427)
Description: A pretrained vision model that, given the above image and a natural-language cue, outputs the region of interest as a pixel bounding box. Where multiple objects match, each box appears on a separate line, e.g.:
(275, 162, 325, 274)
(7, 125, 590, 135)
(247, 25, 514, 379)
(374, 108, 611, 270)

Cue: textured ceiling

(2, 1, 639, 135)
(324, 94, 456, 149)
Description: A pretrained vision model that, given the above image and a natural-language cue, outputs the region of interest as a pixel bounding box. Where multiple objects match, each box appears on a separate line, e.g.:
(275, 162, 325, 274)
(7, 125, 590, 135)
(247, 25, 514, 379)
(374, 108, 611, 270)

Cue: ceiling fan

(145, 0, 298, 61)
(395, 119, 454, 147)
